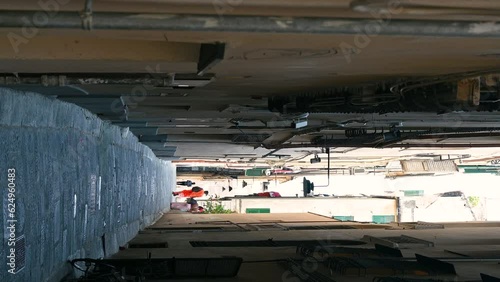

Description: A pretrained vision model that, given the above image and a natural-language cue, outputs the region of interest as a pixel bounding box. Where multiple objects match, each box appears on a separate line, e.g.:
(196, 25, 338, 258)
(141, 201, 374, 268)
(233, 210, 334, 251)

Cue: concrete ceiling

(1, 0, 500, 165)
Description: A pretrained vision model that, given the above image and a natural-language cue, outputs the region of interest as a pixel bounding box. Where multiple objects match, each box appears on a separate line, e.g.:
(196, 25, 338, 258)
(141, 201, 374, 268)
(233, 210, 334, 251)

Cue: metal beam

(1, 11, 500, 37)
(139, 134, 169, 142)
(261, 148, 281, 158)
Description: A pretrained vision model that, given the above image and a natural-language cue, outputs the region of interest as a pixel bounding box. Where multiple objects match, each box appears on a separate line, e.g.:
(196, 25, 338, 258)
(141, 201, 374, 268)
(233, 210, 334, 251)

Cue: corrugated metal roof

(401, 160, 457, 173)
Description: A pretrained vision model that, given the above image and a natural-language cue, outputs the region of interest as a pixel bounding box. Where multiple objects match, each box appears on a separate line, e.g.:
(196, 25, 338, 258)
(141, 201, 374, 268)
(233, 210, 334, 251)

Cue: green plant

(467, 196, 480, 208)
(203, 198, 233, 214)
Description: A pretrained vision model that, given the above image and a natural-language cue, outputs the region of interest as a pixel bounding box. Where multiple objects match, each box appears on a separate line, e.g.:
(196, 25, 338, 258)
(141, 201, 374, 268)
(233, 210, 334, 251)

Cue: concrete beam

(113, 121, 148, 127)
(0, 36, 199, 61)
(139, 134, 169, 142)
(130, 127, 158, 135)
(141, 142, 175, 151)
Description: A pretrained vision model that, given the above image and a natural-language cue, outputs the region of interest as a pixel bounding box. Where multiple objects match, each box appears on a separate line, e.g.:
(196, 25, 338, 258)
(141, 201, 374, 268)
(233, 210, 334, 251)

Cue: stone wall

(0, 88, 174, 282)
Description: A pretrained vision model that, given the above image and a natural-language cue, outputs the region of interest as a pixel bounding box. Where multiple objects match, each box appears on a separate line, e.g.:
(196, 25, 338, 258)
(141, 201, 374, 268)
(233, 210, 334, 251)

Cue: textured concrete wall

(0, 88, 174, 282)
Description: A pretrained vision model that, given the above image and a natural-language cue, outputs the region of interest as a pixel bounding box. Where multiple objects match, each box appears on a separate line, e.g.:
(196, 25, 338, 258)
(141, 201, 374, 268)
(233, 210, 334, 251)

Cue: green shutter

(245, 168, 267, 177)
(333, 216, 355, 221)
(404, 190, 424, 197)
(246, 208, 271, 213)
(372, 215, 395, 224)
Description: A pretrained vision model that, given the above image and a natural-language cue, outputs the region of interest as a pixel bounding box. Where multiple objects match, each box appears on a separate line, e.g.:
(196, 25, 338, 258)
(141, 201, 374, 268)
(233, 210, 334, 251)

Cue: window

(246, 208, 270, 213)
(372, 215, 395, 224)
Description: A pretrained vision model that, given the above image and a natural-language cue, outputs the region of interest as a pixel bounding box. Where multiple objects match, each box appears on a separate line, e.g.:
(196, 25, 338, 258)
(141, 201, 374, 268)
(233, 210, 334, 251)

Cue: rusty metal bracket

(457, 77, 481, 106)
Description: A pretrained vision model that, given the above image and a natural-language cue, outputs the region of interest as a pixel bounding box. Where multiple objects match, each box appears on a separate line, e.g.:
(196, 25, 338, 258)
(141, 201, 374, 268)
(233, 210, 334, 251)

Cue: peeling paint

(274, 20, 291, 29)
(201, 18, 219, 28)
(469, 22, 500, 34)
(269, 17, 294, 29)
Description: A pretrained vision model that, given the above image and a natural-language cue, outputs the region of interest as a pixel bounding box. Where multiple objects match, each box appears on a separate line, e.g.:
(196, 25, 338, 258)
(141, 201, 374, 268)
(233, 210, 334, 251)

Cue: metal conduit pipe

(1, 11, 500, 37)
(268, 142, 500, 149)
(313, 147, 331, 188)
(0, 73, 173, 87)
